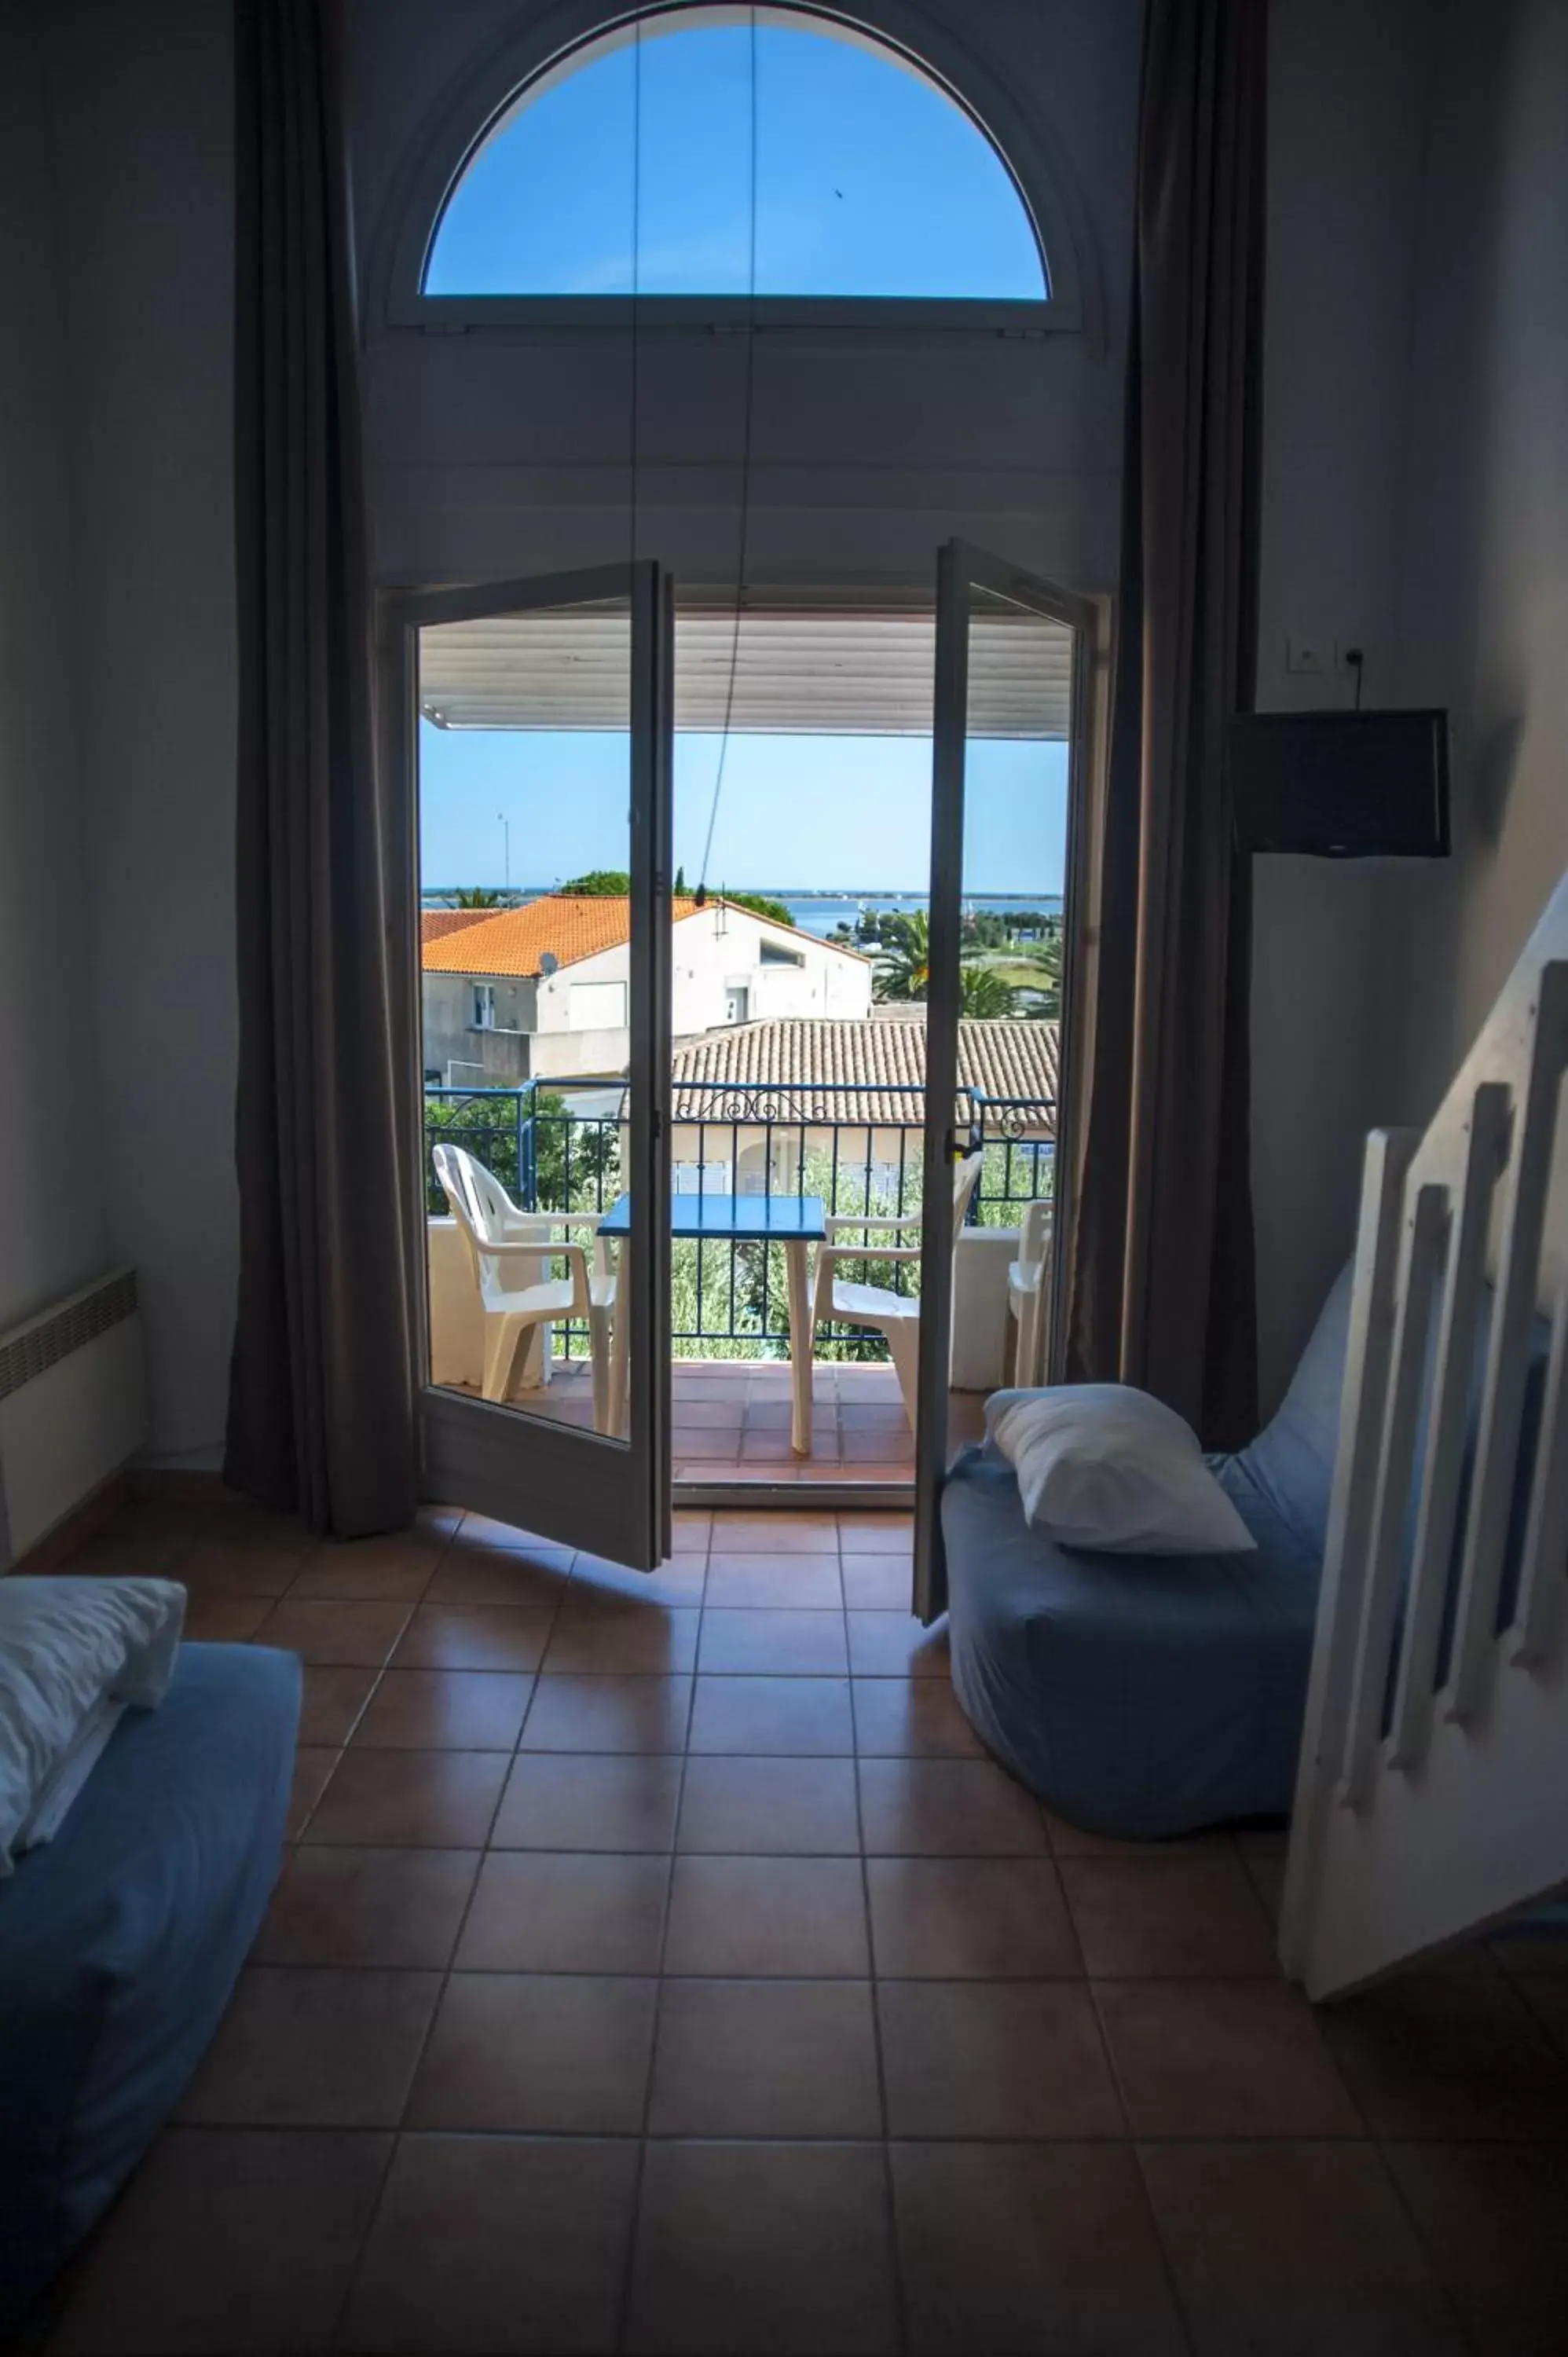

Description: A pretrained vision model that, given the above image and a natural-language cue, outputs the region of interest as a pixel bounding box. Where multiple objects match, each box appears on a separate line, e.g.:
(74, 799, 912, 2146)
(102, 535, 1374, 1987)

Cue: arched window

(422, 6, 1047, 305)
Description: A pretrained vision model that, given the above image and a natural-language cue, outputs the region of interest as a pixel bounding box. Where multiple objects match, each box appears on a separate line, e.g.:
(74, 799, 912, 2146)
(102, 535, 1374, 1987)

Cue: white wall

(1251, 0, 1453, 1409)
(0, 1, 108, 1333)
(1390, 0, 1568, 1069)
(40, 2, 240, 1466)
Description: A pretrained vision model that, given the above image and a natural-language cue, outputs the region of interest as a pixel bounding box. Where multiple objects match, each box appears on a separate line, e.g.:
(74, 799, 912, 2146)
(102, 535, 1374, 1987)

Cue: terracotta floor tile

(456, 1849, 669, 1971)
(664, 1854, 870, 1976)
(295, 1663, 379, 1747)
(698, 1607, 849, 1675)
(169, 1530, 310, 1596)
(571, 1549, 709, 1606)
(251, 1596, 412, 1669)
(1141, 2140, 1463, 2357)
(48, 2124, 390, 2355)
(892, 2142, 1184, 2357)
(687, 1672, 855, 1754)
(1096, 1980, 1361, 2138)
(840, 1552, 914, 1608)
(846, 1612, 950, 1677)
(1060, 1855, 1279, 1977)
(833, 1516, 914, 1552)
(1383, 2140, 1568, 2357)
(542, 1596, 700, 1673)
(287, 1530, 443, 1599)
(390, 1599, 556, 1672)
(339, 2132, 638, 2355)
(1317, 1974, 1568, 2138)
(284, 1744, 340, 1838)
(626, 2140, 898, 2356)
(1040, 1805, 1234, 1857)
(181, 1593, 273, 1644)
(452, 1512, 573, 1552)
(178, 1966, 441, 2128)
(302, 1746, 507, 1846)
(407, 1972, 658, 2132)
(491, 1751, 683, 1850)
(857, 1758, 1049, 1855)
(648, 1978, 881, 2135)
(254, 1845, 478, 1969)
(867, 1857, 1082, 1978)
(669, 1510, 712, 1551)
(676, 1754, 861, 1854)
(709, 1513, 839, 1554)
(877, 1979, 1121, 2138)
(350, 1666, 532, 1750)
(702, 1552, 844, 1607)
(521, 1673, 692, 1752)
(427, 1542, 573, 1606)
(850, 1678, 983, 1757)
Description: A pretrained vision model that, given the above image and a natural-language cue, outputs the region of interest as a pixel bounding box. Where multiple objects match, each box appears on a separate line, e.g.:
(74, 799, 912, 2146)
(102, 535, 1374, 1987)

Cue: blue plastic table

(599, 1193, 826, 1451)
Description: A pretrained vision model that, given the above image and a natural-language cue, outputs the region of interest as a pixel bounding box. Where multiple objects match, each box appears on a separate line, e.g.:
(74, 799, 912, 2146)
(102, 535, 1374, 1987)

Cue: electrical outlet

(1286, 636, 1326, 676)
(1332, 640, 1366, 677)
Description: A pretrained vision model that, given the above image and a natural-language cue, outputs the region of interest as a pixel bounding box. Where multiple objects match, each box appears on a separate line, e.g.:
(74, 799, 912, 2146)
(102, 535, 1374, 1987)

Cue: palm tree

(959, 965, 1017, 1017)
(1017, 933, 1063, 1019)
(874, 910, 929, 1002)
(452, 885, 504, 908)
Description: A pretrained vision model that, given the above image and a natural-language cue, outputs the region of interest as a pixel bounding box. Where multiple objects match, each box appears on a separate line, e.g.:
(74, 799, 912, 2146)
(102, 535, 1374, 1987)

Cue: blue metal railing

(424, 1076, 1054, 1362)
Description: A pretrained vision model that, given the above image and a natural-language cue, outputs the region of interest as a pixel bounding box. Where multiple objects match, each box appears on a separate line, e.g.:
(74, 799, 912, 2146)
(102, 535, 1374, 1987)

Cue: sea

(423, 886, 1062, 939)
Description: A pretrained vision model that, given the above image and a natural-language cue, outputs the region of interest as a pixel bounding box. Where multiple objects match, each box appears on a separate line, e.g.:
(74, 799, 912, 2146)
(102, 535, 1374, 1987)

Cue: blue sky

(419, 723, 1067, 896)
(427, 17, 1044, 300)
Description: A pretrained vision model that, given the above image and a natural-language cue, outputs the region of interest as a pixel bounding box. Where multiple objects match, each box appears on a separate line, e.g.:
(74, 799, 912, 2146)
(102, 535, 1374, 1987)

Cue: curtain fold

(225, 0, 418, 1534)
(1062, 0, 1265, 1448)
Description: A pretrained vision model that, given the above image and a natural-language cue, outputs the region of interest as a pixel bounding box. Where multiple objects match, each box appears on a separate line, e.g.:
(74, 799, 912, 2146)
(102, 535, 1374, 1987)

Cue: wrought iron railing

(424, 1076, 1054, 1362)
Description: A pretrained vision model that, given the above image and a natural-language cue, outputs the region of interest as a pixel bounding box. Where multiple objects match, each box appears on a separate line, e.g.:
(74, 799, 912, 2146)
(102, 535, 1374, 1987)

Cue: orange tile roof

(421, 894, 701, 978)
(421, 909, 493, 946)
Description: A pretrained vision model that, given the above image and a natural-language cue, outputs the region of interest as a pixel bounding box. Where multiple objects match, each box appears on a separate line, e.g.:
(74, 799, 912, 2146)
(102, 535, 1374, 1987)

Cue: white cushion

(0, 1576, 186, 1870)
(985, 1384, 1256, 1554)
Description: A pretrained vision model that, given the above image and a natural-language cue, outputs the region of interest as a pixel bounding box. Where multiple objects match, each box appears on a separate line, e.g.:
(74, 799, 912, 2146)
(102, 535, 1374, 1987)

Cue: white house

(422, 894, 871, 1083)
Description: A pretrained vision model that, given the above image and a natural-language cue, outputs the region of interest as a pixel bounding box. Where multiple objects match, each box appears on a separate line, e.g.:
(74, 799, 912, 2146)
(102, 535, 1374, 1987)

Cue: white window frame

(471, 982, 497, 1029)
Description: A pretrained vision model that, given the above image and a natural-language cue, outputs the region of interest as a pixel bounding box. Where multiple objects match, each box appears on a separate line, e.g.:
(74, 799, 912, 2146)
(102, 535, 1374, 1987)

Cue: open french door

(913, 541, 1101, 1620)
(386, 562, 672, 1571)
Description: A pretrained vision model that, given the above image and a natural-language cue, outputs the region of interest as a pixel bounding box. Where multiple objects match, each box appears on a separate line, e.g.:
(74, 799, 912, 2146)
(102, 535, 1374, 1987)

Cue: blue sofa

(942, 1270, 1353, 1841)
(0, 1640, 299, 2328)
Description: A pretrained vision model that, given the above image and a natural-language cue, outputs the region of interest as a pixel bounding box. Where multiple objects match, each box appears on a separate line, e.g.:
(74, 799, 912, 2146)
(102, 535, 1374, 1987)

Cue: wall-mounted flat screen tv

(1231, 709, 1449, 856)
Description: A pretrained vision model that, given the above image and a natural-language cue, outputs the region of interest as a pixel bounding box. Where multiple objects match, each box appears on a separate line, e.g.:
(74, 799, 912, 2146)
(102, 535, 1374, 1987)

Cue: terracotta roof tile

(421, 894, 700, 977)
(422, 909, 493, 946)
(669, 1017, 1058, 1131)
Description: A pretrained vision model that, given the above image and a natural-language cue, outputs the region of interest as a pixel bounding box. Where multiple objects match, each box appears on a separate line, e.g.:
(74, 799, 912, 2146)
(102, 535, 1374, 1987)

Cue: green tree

(452, 885, 504, 908)
(1015, 930, 1063, 1019)
(673, 864, 687, 894)
(724, 889, 796, 929)
(959, 965, 1018, 1017)
(874, 909, 930, 1001)
(559, 869, 631, 896)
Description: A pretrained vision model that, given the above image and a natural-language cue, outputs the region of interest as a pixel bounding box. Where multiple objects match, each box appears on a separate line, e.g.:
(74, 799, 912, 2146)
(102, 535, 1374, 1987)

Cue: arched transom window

(423, 5, 1049, 305)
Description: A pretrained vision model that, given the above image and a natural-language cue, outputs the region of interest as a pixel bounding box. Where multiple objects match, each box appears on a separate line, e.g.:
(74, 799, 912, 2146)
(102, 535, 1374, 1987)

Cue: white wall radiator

(1281, 871, 1568, 1998)
(0, 1271, 149, 1569)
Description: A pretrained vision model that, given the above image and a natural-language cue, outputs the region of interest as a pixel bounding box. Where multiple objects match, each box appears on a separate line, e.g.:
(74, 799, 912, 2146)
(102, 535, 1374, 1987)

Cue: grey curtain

(1062, 0, 1265, 1449)
(225, 0, 418, 1534)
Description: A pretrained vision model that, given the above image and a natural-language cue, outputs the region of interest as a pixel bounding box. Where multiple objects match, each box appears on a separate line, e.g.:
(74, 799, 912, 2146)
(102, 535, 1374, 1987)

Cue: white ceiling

(418, 605, 1075, 738)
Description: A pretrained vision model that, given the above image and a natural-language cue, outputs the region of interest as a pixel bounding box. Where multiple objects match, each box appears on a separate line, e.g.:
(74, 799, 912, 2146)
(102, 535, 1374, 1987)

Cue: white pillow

(0, 1576, 187, 1870)
(985, 1384, 1256, 1554)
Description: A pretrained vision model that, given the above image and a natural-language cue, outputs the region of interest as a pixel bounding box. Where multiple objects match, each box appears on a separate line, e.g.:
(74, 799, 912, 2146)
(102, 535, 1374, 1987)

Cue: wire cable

(694, 5, 759, 906)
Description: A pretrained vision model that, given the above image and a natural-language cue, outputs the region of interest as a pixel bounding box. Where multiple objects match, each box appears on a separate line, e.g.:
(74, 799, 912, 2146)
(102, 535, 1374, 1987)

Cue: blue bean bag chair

(942, 1270, 1354, 1840)
(0, 1640, 300, 2328)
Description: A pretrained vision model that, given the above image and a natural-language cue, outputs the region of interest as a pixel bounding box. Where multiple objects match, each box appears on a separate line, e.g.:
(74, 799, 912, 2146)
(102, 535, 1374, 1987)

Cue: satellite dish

(539, 951, 559, 977)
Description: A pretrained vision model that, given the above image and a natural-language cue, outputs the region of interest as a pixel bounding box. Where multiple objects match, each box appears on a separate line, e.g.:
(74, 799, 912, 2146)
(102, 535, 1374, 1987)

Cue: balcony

(425, 1075, 1051, 1483)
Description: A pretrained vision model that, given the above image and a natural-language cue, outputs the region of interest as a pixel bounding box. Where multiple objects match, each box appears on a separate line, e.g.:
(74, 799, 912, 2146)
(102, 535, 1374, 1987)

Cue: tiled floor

(484, 1358, 989, 1484)
(24, 1493, 1568, 2355)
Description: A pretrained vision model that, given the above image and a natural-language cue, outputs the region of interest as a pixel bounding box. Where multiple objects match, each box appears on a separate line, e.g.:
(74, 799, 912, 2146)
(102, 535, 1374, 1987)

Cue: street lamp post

(498, 812, 511, 893)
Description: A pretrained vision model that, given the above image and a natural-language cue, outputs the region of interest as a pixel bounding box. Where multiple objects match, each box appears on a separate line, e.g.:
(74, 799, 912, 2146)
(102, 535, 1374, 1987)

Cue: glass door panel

(390, 563, 671, 1571)
(913, 542, 1097, 1620)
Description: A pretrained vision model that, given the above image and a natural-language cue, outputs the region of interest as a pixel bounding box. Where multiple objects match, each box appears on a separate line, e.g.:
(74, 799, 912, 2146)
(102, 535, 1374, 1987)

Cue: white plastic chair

(1006, 1197, 1054, 1388)
(808, 1150, 986, 1428)
(432, 1142, 617, 1431)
